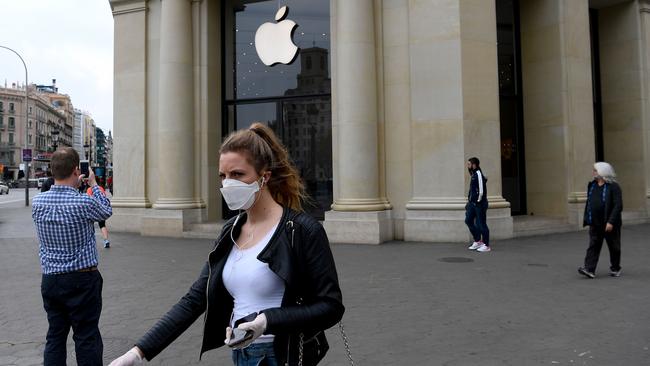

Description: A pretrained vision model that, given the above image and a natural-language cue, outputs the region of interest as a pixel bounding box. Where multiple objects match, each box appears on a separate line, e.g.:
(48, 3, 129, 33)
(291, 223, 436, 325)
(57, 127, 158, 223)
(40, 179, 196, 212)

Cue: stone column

(596, 1, 649, 223)
(520, 0, 596, 227)
(403, 0, 511, 242)
(323, 0, 392, 244)
(153, 0, 203, 210)
(108, 0, 151, 232)
(640, 0, 650, 216)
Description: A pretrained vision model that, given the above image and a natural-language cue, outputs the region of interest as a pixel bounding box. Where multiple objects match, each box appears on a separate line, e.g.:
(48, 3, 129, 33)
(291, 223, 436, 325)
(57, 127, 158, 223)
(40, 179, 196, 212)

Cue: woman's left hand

(224, 313, 268, 349)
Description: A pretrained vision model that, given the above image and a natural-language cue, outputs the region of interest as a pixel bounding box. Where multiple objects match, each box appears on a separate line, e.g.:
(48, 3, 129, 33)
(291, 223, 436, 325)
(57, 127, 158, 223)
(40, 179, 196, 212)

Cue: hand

(224, 313, 267, 349)
(87, 169, 97, 187)
(606, 223, 614, 232)
(108, 347, 144, 366)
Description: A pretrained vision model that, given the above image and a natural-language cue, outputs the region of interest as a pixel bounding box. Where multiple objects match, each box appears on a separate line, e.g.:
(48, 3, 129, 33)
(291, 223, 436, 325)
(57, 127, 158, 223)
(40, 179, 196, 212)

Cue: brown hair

(219, 122, 307, 211)
(51, 147, 80, 180)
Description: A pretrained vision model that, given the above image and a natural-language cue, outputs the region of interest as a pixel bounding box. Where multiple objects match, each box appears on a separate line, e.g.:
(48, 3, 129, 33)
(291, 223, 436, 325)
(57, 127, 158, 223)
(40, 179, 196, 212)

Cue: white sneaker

(476, 244, 491, 252)
(468, 241, 482, 250)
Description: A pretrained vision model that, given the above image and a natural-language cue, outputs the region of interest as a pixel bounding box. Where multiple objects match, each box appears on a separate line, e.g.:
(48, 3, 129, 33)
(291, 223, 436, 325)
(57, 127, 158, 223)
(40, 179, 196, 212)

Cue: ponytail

(220, 122, 307, 211)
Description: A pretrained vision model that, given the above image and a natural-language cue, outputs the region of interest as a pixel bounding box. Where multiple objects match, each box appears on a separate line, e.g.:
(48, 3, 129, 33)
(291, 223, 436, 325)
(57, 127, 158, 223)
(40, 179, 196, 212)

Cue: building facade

(108, 0, 650, 242)
(0, 82, 73, 180)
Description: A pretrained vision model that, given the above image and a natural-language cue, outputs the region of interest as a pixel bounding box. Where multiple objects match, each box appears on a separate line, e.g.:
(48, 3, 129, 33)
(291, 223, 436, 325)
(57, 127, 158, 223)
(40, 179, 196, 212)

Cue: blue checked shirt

(32, 185, 112, 274)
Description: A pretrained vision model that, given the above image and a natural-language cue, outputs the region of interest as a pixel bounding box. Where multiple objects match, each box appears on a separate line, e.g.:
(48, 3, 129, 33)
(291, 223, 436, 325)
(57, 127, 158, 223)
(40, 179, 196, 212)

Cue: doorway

(497, 0, 527, 215)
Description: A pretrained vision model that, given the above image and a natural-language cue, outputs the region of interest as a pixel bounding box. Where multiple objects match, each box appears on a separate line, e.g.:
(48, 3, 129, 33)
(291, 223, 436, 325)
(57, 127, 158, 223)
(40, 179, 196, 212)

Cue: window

(9, 103, 14, 111)
(0, 116, 3, 128)
(9, 133, 14, 144)
(29, 106, 32, 114)
(8, 117, 15, 129)
(28, 134, 32, 145)
(28, 120, 32, 128)
(0, 101, 3, 110)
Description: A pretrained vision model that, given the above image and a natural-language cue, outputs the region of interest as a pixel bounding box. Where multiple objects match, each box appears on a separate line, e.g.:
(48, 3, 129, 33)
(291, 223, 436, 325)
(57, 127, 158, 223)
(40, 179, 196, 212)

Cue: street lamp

(51, 129, 59, 151)
(0, 45, 29, 206)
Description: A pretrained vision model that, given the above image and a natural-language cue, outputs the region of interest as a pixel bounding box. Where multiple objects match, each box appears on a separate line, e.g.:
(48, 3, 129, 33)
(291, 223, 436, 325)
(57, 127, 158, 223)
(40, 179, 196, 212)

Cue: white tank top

(222, 223, 284, 343)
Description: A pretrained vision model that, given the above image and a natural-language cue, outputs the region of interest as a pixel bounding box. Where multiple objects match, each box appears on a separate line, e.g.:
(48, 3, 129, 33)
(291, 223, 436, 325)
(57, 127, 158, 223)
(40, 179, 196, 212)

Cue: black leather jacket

(135, 206, 344, 364)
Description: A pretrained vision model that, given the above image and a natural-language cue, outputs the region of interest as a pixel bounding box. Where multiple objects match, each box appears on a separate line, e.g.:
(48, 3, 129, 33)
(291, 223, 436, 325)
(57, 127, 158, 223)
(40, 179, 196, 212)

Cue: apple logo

(254, 6, 299, 66)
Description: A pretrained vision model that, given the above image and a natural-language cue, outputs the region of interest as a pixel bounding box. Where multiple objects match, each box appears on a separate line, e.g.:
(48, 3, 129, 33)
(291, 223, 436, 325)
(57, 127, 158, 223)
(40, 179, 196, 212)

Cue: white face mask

(220, 177, 264, 211)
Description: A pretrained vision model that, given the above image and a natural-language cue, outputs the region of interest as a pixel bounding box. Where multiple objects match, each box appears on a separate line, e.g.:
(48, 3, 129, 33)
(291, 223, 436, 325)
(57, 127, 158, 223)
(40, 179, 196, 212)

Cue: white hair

(594, 162, 616, 183)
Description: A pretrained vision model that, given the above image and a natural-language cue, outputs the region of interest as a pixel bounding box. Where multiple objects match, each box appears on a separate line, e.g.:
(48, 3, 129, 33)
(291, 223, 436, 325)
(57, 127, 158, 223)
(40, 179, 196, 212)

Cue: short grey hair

(594, 162, 616, 183)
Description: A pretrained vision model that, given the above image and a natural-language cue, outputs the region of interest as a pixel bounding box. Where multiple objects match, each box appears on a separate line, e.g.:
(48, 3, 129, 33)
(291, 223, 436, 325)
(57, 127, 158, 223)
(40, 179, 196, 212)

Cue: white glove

(224, 313, 268, 349)
(108, 347, 144, 366)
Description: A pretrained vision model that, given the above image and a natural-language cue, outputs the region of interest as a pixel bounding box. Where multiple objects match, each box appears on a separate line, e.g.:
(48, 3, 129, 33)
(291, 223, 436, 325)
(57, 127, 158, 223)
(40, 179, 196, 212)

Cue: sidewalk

(1, 201, 649, 365)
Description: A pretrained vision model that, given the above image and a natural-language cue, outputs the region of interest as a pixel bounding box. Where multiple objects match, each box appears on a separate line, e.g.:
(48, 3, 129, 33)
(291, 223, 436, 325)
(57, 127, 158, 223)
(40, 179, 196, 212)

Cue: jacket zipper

(201, 234, 227, 357)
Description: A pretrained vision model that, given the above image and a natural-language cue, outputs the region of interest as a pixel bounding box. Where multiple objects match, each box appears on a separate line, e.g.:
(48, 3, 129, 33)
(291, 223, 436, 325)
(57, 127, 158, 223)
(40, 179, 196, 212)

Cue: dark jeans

(584, 225, 622, 273)
(465, 201, 490, 245)
(232, 342, 278, 366)
(41, 271, 103, 366)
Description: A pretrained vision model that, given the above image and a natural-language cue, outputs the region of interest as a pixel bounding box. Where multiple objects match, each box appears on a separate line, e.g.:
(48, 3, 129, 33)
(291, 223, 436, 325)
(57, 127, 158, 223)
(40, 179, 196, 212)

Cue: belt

(76, 266, 98, 273)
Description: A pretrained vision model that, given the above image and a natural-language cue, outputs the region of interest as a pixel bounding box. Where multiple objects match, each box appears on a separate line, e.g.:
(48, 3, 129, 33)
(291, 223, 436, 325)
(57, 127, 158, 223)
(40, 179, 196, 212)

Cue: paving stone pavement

(1, 199, 650, 365)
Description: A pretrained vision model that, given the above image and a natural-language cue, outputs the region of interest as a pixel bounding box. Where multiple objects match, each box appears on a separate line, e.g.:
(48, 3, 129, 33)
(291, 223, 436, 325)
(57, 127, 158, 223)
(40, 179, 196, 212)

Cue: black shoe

(578, 267, 595, 279)
(104, 241, 110, 248)
(609, 270, 621, 277)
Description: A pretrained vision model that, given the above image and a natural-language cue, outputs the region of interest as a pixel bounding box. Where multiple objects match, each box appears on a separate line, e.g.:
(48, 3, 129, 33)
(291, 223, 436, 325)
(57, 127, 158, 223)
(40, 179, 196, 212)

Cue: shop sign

(254, 6, 299, 66)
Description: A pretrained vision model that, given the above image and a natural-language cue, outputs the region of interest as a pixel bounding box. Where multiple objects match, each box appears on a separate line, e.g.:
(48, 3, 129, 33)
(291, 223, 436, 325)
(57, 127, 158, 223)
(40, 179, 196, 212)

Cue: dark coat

(135, 206, 344, 365)
(468, 170, 487, 203)
(583, 180, 623, 227)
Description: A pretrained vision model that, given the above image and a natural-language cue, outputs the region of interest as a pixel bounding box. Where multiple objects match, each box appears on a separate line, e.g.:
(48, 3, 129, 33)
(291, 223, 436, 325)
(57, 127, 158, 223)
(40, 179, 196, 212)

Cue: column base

(110, 207, 150, 233)
(141, 208, 208, 237)
(331, 198, 392, 211)
(323, 210, 393, 244)
(111, 196, 152, 208)
(404, 196, 512, 242)
(152, 197, 205, 209)
(567, 192, 587, 229)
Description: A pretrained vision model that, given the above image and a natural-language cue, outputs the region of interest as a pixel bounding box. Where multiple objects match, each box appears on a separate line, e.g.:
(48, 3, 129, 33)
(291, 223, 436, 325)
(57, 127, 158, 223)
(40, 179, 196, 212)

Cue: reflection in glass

(224, 0, 332, 219)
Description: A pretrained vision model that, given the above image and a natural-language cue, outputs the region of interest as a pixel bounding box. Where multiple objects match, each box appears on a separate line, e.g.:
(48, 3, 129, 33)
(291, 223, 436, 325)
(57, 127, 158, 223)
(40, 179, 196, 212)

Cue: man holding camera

(32, 147, 112, 366)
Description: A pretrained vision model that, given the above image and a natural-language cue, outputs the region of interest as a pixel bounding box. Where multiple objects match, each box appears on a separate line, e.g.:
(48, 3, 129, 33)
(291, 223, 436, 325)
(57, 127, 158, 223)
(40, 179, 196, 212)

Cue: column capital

(109, 0, 147, 16)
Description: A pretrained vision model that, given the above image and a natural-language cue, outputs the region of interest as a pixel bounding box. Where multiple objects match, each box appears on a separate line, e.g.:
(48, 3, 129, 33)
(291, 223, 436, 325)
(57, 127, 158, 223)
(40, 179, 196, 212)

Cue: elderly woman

(578, 162, 623, 279)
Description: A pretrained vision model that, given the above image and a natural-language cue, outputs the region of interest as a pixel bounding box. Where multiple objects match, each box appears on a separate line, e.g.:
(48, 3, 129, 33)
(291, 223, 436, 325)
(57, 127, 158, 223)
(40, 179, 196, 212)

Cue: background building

(108, 0, 650, 242)
(0, 80, 74, 180)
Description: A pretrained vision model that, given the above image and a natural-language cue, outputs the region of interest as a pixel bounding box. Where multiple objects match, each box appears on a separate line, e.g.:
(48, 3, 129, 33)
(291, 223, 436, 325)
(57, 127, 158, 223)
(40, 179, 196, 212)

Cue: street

(1, 201, 649, 365)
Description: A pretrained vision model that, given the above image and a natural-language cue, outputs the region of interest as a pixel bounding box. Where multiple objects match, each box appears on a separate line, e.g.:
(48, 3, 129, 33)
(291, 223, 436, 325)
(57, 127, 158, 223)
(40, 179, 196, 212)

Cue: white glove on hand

(108, 347, 143, 366)
(224, 313, 268, 349)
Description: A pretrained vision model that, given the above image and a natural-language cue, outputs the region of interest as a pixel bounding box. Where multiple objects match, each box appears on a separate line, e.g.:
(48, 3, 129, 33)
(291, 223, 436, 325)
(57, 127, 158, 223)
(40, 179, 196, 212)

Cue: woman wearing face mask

(109, 123, 344, 366)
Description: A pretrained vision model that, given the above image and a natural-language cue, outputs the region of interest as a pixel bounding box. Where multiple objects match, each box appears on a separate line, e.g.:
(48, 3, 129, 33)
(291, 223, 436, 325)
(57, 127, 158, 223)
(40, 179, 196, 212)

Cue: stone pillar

(403, 0, 511, 242)
(597, 1, 649, 223)
(109, 0, 151, 232)
(641, 0, 650, 217)
(324, 0, 392, 244)
(383, 0, 413, 240)
(153, 0, 203, 210)
(520, 0, 596, 226)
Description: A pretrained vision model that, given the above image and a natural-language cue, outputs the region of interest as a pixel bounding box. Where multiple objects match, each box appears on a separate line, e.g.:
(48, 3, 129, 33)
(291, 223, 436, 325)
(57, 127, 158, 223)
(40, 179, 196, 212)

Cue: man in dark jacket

(579, 162, 623, 278)
(465, 157, 490, 252)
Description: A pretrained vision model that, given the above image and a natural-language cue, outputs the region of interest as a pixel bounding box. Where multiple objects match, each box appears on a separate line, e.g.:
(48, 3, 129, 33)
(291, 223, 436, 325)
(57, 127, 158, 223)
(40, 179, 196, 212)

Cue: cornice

(110, 0, 148, 16)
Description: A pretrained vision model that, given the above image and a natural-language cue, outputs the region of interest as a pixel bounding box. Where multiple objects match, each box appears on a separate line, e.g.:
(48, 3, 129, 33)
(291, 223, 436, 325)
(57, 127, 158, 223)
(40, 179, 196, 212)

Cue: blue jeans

(465, 201, 490, 245)
(41, 271, 103, 366)
(232, 342, 278, 366)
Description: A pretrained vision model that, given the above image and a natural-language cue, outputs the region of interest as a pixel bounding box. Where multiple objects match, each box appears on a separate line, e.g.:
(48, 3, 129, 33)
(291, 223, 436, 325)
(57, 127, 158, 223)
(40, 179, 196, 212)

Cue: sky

(0, 0, 114, 133)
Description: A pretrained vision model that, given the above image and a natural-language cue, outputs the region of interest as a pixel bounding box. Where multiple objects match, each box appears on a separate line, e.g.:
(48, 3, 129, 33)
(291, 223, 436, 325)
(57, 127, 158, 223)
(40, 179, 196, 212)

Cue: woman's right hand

(108, 347, 144, 366)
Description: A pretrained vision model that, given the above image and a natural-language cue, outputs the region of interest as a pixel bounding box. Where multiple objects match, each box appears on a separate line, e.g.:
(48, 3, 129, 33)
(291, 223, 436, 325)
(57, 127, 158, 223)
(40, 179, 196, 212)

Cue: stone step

(513, 216, 578, 238)
(182, 222, 224, 239)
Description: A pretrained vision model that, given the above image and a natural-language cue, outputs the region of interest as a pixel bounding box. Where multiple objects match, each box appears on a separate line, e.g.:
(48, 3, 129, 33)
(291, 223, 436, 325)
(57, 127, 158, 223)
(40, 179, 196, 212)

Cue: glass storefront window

(223, 1, 332, 219)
